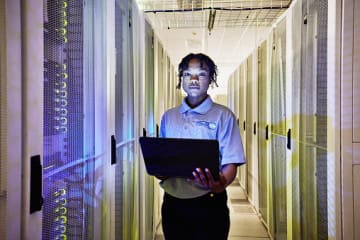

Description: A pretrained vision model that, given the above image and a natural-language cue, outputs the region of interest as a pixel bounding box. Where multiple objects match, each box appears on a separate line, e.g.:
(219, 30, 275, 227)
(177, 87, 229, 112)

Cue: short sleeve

(218, 111, 246, 166)
(160, 113, 166, 138)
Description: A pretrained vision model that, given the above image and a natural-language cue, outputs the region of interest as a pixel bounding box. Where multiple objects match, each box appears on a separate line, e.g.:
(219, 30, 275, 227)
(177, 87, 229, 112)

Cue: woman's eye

(183, 72, 191, 77)
(199, 72, 207, 77)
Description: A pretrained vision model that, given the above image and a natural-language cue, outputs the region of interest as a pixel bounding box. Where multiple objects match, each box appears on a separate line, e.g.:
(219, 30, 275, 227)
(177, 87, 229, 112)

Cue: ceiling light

(207, 8, 216, 34)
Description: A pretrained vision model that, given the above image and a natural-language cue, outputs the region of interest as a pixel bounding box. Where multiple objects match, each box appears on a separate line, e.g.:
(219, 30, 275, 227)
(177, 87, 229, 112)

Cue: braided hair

(176, 53, 218, 89)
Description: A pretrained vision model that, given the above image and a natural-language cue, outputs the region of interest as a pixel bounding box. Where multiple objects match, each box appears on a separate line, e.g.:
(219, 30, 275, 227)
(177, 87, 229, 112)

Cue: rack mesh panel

(245, 54, 253, 198)
(43, 1, 86, 239)
(299, 0, 328, 239)
(0, 1, 6, 237)
(300, 0, 316, 237)
(258, 40, 268, 223)
(114, 1, 124, 238)
(316, 0, 328, 238)
(290, 0, 302, 236)
(270, 17, 287, 240)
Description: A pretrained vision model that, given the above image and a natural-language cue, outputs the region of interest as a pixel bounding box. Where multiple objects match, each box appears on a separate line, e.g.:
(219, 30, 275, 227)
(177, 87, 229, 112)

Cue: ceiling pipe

(143, 5, 291, 13)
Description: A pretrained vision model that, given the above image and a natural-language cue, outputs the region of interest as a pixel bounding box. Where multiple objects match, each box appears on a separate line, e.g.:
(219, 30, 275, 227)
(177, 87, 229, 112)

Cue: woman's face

(182, 58, 210, 100)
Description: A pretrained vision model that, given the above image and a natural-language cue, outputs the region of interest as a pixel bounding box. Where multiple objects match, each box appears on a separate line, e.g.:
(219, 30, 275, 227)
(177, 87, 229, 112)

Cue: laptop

(139, 137, 220, 180)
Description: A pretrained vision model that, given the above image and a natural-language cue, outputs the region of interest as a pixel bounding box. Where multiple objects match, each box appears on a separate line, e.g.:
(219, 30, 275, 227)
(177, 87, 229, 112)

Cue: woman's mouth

(189, 85, 200, 89)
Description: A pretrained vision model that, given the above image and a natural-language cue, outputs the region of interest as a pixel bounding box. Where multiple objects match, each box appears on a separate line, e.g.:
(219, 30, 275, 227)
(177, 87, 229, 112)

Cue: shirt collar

(179, 96, 213, 114)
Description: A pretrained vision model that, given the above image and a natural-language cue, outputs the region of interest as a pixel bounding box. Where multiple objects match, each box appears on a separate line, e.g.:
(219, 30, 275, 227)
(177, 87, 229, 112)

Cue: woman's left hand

(192, 168, 227, 193)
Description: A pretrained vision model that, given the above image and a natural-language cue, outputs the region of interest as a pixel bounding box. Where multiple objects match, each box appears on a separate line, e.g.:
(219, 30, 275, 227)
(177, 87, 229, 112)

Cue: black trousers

(161, 191, 230, 240)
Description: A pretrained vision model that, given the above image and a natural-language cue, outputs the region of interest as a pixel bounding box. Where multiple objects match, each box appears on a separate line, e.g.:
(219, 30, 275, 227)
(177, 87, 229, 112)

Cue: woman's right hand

(155, 175, 168, 181)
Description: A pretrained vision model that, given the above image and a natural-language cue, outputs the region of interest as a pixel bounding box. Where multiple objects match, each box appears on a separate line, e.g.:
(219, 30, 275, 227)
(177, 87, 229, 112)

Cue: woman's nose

(190, 74, 199, 80)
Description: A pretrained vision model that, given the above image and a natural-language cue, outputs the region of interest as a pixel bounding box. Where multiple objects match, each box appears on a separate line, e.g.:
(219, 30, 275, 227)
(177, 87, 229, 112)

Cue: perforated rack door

(270, 17, 287, 240)
(43, 1, 87, 239)
(0, 1, 6, 237)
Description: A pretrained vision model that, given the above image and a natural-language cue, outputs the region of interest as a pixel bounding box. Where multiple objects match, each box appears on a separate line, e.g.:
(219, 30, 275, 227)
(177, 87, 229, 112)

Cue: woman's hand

(192, 164, 237, 193)
(155, 175, 168, 181)
(192, 168, 226, 193)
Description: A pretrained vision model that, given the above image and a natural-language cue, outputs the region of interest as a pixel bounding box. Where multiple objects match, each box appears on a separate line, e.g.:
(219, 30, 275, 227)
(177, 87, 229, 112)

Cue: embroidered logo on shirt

(195, 121, 217, 130)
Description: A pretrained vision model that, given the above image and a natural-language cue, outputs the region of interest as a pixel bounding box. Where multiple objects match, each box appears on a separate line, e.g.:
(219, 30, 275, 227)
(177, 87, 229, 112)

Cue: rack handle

(156, 124, 159, 138)
(143, 128, 147, 137)
(30, 155, 43, 214)
(287, 129, 292, 150)
(111, 135, 116, 165)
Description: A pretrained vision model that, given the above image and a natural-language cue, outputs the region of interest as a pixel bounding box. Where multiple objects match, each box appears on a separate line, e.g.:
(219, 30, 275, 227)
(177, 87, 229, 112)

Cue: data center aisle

(155, 179, 270, 240)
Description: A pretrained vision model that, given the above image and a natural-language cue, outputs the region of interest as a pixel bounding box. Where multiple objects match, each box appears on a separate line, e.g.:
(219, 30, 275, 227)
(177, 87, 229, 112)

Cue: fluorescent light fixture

(207, 9, 216, 34)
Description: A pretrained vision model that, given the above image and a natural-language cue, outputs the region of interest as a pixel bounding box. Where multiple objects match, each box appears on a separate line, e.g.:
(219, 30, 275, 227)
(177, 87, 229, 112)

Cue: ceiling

(136, 0, 292, 96)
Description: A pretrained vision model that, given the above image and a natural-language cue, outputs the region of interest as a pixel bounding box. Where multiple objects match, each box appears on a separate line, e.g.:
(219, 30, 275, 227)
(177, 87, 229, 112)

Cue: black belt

(164, 190, 227, 201)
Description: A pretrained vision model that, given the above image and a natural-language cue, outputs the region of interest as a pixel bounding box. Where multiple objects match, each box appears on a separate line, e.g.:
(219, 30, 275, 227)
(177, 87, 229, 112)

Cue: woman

(158, 53, 246, 240)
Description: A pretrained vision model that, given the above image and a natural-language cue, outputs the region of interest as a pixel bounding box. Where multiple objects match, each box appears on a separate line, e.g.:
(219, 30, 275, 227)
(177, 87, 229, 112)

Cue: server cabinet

(0, 0, 28, 239)
(142, 19, 155, 239)
(298, 0, 329, 239)
(239, 63, 247, 190)
(341, 0, 360, 239)
(43, 0, 110, 239)
(22, 0, 44, 238)
(258, 40, 270, 225)
(299, 1, 319, 237)
(114, 0, 135, 239)
(245, 53, 259, 208)
(245, 55, 253, 200)
(283, 1, 302, 238)
(270, 18, 287, 240)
